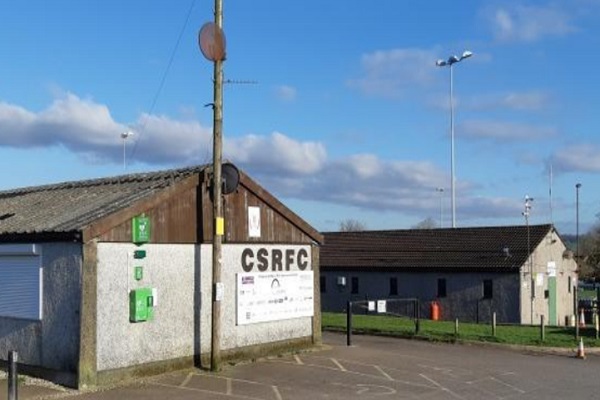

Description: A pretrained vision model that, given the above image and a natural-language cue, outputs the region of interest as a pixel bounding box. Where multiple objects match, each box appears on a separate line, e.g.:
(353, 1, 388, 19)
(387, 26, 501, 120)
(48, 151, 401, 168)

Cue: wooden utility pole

(211, 0, 224, 372)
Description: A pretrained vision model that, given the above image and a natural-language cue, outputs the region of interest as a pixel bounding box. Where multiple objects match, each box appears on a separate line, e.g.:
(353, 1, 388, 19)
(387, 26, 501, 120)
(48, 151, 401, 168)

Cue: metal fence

(346, 298, 420, 346)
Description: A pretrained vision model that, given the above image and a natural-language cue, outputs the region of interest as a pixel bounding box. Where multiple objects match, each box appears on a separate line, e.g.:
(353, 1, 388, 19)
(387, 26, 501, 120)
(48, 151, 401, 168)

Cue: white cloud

(552, 144, 600, 172)
(460, 120, 558, 142)
(347, 48, 439, 98)
(486, 5, 576, 42)
(274, 85, 297, 102)
(225, 132, 326, 175)
(0, 92, 522, 223)
(0, 93, 214, 165)
(465, 91, 552, 112)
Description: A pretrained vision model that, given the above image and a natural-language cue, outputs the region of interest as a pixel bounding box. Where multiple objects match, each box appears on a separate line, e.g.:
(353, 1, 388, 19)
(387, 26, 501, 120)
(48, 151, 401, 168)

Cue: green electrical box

(132, 215, 151, 244)
(133, 249, 147, 259)
(134, 266, 143, 281)
(129, 288, 154, 322)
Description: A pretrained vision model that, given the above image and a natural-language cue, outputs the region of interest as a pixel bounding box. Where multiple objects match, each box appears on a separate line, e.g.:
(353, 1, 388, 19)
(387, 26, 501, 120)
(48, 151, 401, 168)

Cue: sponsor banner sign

(237, 271, 314, 325)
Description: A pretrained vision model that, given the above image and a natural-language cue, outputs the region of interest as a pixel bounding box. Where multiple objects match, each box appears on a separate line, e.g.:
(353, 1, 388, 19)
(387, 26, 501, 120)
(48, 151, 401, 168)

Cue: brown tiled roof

(0, 165, 208, 238)
(321, 224, 554, 271)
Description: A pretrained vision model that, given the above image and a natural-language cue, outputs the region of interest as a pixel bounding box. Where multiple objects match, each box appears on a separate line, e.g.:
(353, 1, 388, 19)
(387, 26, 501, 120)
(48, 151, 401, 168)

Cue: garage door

(0, 244, 42, 320)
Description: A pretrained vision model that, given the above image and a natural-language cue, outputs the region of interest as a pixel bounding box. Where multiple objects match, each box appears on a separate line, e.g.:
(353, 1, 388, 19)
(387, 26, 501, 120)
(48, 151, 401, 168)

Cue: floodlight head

(121, 131, 134, 139)
(449, 55, 460, 63)
(461, 50, 473, 59)
(436, 59, 446, 66)
(576, 183, 582, 189)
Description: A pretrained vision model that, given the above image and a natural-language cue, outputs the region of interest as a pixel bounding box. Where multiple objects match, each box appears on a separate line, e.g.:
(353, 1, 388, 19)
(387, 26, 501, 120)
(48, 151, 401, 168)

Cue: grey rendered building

(0, 164, 322, 387)
(320, 225, 577, 325)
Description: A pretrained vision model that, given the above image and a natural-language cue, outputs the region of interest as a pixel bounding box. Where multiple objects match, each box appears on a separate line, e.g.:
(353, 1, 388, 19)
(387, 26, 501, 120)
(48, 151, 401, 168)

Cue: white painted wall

(200, 244, 313, 353)
(96, 243, 195, 371)
(97, 243, 313, 371)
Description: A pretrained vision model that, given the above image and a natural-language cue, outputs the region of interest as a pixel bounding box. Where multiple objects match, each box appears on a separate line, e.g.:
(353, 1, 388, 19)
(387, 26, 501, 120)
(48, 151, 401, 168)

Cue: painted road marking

(226, 377, 233, 395)
(489, 376, 526, 394)
(151, 381, 264, 400)
(272, 385, 283, 400)
(179, 372, 193, 387)
(331, 358, 347, 371)
(419, 374, 467, 400)
(374, 365, 394, 381)
(356, 383, 397, 396)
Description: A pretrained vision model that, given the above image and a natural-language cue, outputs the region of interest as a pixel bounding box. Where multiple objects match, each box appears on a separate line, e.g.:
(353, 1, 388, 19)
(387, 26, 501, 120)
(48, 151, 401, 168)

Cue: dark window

(351, 277, 359, 294)
(568, 276, 572, 293)
(483, 279, 493, 299)
(437, 278, 447, 298)
(389, 277, 398, 295)
(320, 276, 326, 293)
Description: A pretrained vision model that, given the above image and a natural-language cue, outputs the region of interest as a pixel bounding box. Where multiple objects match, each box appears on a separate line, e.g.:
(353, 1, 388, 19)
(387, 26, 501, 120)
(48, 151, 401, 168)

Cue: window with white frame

(0, 244, 43, 320)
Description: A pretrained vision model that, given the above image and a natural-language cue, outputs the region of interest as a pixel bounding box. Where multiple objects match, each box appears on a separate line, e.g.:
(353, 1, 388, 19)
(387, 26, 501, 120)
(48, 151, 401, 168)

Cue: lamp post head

(576, 183, 582, 189)
(436, 51, 473, 67)
(121, 131, 134, 140)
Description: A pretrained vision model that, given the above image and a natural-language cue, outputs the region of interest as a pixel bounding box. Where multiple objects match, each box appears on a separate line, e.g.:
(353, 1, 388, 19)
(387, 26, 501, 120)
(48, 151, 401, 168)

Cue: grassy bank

(322, 312, 600, 348)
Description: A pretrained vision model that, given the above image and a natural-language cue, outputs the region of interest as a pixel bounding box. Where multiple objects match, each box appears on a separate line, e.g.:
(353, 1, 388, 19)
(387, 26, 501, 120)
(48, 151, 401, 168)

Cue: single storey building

(0, 164, 322, 387)
(320, 225, 577, 325)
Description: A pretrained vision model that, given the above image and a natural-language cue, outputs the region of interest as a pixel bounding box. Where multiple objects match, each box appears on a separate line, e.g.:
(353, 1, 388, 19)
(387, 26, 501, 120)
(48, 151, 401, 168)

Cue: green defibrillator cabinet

(129, 288, 154, 322)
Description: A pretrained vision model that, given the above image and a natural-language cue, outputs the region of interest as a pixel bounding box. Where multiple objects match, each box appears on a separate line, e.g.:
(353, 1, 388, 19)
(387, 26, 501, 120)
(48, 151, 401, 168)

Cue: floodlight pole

(576, 183, 581, 265)
(436, 51, 472, 228)
(523, 195, 534, 324)
(121, 131, 134, 170)
(211, 0, 224, 372)
(436, 187, 444, 228)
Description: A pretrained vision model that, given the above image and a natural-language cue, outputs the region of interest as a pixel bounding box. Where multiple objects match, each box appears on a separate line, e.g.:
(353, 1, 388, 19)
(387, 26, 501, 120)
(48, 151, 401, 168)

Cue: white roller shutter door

(0, 244, 42, 320)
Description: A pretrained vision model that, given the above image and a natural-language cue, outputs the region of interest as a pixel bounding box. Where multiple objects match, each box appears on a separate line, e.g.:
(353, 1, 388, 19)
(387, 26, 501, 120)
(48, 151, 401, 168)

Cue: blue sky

(1, 0, 599, 234)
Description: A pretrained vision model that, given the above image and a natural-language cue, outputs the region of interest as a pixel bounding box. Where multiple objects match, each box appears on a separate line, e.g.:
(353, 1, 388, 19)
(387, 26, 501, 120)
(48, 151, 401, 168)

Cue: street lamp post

(121, 131, 134, 170)
(576, 183, 582, 264)
(436, 51, 473, 228)
(575, 183, 581, 337)
(436, 187, 444, 228)
(522, 195, 534, 324)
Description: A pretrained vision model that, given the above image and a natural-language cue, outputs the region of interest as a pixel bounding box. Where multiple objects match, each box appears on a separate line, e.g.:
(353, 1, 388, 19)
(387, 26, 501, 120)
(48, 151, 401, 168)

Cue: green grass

(322, 312, 600, 348)
(579, 288, 597, 300)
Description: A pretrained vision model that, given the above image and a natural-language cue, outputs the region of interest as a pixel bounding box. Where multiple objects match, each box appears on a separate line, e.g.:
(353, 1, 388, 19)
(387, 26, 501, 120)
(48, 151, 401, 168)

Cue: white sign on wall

(237, 271, 314, 325)
(547, 261, 557, 277)
(248, 206, 261, 238)
(536, 272, 544, 287)
(377, 300, 387, 313)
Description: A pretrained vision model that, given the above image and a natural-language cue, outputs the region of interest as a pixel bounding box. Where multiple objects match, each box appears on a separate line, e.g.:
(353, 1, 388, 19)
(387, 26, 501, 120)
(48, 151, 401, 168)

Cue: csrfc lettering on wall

(240, 245, 311, 273)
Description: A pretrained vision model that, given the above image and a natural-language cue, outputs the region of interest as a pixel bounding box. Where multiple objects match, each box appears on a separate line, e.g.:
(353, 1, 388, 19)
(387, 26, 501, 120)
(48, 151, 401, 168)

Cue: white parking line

(374, 365, 394, 381)
(272, 385, 283, 400)
(331, 358, 347, 371)
(419, 374, 467, 400)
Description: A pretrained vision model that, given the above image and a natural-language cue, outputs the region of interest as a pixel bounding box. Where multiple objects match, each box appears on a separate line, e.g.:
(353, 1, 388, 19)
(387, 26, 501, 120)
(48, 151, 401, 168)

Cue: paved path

(2, 332, 599, 399)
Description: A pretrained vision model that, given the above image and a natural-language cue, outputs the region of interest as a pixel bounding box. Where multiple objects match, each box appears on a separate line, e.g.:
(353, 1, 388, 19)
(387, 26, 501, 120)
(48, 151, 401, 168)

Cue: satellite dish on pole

(221, 163, 239, 195)
(198, 22, 226, 62)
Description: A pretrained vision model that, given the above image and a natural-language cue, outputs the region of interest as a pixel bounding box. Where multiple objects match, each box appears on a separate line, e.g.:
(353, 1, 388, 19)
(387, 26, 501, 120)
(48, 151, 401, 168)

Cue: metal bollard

(492, 312, 497, 337)
(540, 315, 545, 342)
(8, 350, 18, 400)
(454, 318, 459, 337)
(346, 301, 352, 346)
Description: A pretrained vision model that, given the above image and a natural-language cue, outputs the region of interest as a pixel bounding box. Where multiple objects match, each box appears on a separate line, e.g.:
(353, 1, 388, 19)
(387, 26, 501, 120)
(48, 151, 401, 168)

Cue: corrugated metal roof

(0, 165, 207, 236)
(321, 224, 554, 271)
